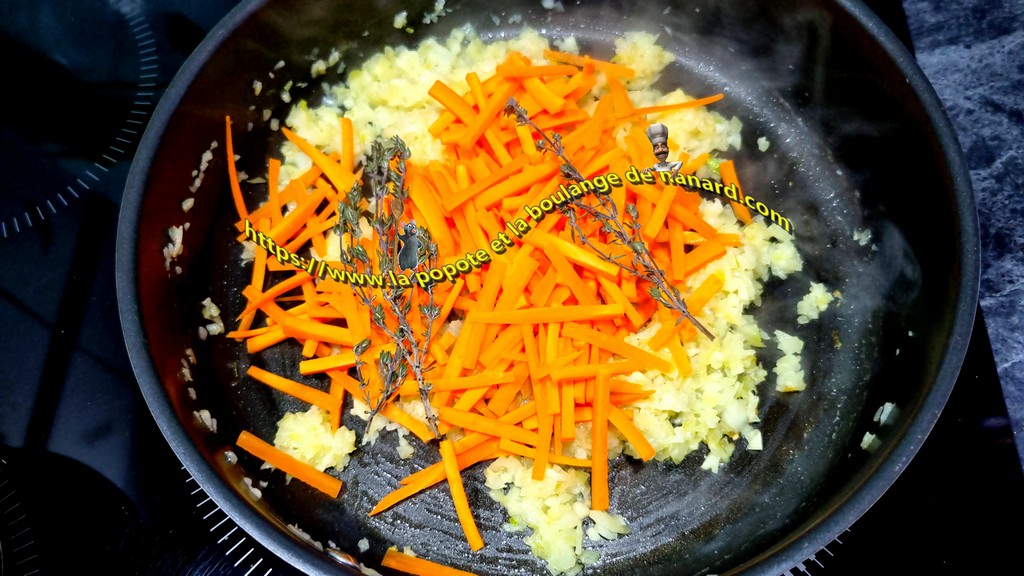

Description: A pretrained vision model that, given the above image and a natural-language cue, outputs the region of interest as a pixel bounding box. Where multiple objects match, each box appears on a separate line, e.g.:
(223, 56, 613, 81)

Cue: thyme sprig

(335, 136, 442, 439)
(502, 98, 714, 341)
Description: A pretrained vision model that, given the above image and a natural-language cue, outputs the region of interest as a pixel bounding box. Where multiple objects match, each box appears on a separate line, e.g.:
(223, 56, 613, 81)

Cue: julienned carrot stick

(224, 116, 248, 220)
(629, 93, 725, 117)
(340, 117, 355, 174)
(441, 155, 528, 211)
(684, 272, 725, 313)
(496, 63, 579, 78)
(243, 285, 355, 346)
(397, 372, 515, 395)
(267, 158, 282, 225)
(236, 430, 342, 497)
(531, 376, 552, 480)
(238, 271, 313, 319)
(439, 439, 485, 551)
(547, 359, 643, 383)
(497, 438, 591, 468)
(381, 403, 436, 444)
(608, 405, 656, 461)
(247, 365, 333, 410)
(246, 327, 288, 354)
(561, 322, 674, 374)
(429, 80, 478, 124)
(467, 304, 625, 325)
(368, 429, 497, 512)
(280, 127, 359, 196)
(381, 547, 480, 576)
(458, 79, 517, 151)
(718, 160, 754, 224)
(542, 49, 635, 79)
(682, 240, 727, 277)
(591, 369, 612, 510)
(438, 406, 540, 446)
(526, 231, 620, 279)
(298, 352, 358, 375)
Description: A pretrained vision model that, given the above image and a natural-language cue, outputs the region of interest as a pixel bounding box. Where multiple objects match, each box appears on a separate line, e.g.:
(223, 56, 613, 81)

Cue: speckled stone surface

(903, 0, 1024, 466)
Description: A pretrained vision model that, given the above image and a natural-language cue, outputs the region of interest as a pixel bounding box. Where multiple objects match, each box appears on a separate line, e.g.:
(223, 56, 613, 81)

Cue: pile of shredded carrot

(226, 47, 751, 575)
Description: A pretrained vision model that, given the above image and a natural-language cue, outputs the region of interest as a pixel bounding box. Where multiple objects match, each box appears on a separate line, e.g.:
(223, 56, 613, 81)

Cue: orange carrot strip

(431, 277, 465, 337)
(441, 155, 528, 211)
(647, 309, 679, 351)
(666, 332, 692, 376)
(610, 390, 655, 405)
(381, 548, 480, 576)
(399, 372, 514, 396)
(478, 322, 526, 369)
(236, 430, 342, 497)
(629, 93, 725, 117)
(340, 117, 354, 174)
(685, 272, 725, 312)
(591, 369, 612, 510)
(265, 181, 327, 245)
(561, 322, 673, 374)
(560, 381, 575, 440)
(439, 439, 485, 551)
(682, 240, 727, 277)
(328, 377, 346, 432)
(298, 352, 357, 375)
(238, 270, 311, 317)
(437, 407, 540, 446)
(515, 123, 544, 164)
(467, 304, 624, 325)
(525, 231, 619, 279)
(487, 364, 529, 416)
(429, 80, 478, 124)
(531, 376, 552, 479)
(458, 80, 518, 151)
(280, 127, 359, 196)
(643, 185, 677, 240)
(543, 49, 635, 79)
(483, 128, 513, 165)
(266, 158, 283, 225)
(668, 221, 688, 281)
(548, 359, 643, 382)
(608, 405, 655, 461)
(381, 403, 436, 444)
(472, 161, 559, 211)
(668, 202, 719, 240)
(522, 77, 565, 114)
(226, 325, 275, 340)
(718, 160, 754, 224)
(247, 366, 333, 410)
(244, 286, 355, 346)
(374, 438, 500, 514)
(224, 116, 248, 220)
(542, 245, 600, 306)
(497, 438, 592, 468)
(595, 275, 644, 331)
(496, 63, 579, 77)
(246, 326, 288, 354)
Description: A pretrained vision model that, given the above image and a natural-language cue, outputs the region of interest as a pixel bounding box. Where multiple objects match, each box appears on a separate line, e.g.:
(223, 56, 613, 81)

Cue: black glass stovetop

(1, 1, 1021, 575)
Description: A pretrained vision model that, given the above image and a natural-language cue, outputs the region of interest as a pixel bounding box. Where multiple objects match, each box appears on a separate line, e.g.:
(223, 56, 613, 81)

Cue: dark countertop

(902, 0, 1024, 469)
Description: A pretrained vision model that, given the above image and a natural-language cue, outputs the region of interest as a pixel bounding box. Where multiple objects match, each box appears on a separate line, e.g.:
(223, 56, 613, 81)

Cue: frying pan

(116, 0, 979, 574)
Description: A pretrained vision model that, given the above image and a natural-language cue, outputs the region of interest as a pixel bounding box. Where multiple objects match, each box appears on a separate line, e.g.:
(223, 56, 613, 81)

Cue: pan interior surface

(118, 1, 976, 575)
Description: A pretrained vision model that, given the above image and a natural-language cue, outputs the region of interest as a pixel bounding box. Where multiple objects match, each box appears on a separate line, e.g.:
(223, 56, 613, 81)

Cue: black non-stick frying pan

(116, 0, 979, 574)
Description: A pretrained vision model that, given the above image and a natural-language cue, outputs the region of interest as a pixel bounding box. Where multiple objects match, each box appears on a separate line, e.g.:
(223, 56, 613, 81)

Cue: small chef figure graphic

(396, 221, 422, 271)
(645, 123, 683, 177)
